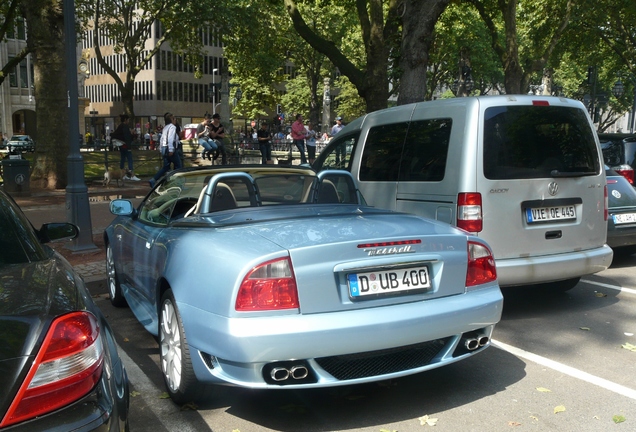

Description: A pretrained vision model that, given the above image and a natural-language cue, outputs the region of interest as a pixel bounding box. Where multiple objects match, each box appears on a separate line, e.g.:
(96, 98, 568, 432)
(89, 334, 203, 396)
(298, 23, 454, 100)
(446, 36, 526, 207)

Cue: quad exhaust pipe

(270, 365, 309, 382)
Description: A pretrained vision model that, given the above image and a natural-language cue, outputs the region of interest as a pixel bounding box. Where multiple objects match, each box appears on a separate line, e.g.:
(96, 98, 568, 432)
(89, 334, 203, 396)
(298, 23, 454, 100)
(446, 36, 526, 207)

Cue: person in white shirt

(149, 112, 182, 187)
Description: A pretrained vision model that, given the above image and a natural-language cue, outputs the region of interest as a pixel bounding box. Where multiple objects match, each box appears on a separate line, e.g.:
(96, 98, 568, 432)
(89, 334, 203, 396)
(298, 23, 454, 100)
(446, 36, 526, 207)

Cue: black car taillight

(0, 312, 104, 427)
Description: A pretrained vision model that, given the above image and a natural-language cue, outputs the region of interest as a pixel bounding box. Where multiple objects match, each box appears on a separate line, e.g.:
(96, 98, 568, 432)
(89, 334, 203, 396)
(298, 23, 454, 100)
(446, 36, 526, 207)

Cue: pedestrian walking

(149, 112, 182, 188)
(257, 121, 273, 164)
(291, 113, 308, 164)
(111, 114, 140, 181)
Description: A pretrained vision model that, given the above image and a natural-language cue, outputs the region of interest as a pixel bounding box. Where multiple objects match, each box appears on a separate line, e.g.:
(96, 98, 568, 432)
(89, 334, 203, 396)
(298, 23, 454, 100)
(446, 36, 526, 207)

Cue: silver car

(105, 165, 503, 404)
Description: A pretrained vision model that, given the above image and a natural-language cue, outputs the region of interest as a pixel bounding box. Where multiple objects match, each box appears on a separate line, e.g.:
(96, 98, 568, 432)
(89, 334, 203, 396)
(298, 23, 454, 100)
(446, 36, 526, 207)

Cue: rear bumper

(495, 244, 613, 287)
(180, 284, 503, 388)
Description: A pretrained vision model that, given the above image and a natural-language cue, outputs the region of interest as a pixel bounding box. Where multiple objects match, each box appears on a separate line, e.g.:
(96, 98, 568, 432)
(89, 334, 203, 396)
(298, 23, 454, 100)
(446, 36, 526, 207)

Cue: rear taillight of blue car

(466, 241, 497, 288)
(0, 312, 104, 427)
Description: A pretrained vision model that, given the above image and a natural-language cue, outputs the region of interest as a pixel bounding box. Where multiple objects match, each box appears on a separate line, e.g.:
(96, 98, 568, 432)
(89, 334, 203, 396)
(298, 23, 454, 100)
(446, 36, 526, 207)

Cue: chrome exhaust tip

(478, 336, 489, 347)
(464, 338, 479, 351)
(290, 365, 309, 380)
(270, 367, 290, 381)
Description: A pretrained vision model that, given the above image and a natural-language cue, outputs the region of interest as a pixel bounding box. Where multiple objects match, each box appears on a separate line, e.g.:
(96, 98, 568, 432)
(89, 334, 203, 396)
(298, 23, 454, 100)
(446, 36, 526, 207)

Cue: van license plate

(526, 206, 576, 223)
(613, 213, 636, 225)
(348, 267, 430, 298)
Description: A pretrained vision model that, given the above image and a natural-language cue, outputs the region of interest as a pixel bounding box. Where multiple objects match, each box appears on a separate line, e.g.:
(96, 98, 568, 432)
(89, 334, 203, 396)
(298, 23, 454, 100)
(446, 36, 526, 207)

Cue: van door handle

(545, 230, 562, 240)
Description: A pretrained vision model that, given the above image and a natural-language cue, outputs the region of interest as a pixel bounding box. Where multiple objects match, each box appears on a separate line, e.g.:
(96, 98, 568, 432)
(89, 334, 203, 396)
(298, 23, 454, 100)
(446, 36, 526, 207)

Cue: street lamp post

(63, 0, 96, 251)
(212, 68, 218, 115)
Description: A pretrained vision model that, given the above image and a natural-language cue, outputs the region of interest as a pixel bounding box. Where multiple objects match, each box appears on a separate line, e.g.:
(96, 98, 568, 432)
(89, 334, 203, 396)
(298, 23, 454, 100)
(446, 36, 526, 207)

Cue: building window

(19, 59, 28, 88)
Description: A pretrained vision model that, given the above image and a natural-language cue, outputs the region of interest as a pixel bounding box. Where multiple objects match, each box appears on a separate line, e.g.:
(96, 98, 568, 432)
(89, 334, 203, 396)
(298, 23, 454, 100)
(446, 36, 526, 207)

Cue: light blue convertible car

(105, 165, 503, 404)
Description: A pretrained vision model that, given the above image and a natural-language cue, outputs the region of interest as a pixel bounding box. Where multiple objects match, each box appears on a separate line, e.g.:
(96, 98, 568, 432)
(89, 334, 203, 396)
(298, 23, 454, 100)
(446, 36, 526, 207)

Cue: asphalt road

(88, 262, 636, 432)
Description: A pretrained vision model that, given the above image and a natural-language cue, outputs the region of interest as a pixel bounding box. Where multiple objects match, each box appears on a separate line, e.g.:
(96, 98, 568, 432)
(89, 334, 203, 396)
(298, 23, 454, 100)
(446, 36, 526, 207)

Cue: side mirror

(110, 199, 135, 216)
(38, 223, 79, 243)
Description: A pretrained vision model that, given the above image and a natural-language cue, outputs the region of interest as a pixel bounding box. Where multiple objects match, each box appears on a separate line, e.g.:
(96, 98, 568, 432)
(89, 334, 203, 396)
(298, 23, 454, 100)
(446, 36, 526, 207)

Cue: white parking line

(581, 279, 636, 295)
(492, 339, 636, 400)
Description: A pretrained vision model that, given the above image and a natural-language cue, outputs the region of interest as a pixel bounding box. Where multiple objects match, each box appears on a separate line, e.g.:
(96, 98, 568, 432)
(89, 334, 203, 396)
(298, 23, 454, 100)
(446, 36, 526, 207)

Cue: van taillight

(457, 193, 482, 232)
(604, 185, 608, 221)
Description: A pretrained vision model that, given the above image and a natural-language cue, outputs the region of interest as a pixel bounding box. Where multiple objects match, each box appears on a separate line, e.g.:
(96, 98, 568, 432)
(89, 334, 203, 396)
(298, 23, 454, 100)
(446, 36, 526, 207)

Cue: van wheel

(542, 277, 580, 292)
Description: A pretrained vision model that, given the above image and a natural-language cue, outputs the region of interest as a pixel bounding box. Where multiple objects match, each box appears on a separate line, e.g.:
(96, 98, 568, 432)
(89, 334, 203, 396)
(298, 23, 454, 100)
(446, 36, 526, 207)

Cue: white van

(314, 95, 613, 290)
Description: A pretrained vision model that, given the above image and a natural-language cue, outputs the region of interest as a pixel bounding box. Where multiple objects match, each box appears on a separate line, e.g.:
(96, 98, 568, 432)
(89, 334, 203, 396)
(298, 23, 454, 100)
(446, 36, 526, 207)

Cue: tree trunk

(398, 0, 450, 105)
(23, 0, 69, 189)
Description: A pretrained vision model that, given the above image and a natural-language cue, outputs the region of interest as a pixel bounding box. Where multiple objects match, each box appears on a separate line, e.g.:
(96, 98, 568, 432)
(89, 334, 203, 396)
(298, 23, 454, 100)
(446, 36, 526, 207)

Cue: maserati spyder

(105, 165, 502, 404)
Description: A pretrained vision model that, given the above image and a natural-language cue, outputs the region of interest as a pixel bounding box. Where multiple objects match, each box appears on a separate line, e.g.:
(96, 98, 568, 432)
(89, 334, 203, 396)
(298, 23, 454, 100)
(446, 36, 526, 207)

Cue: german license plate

(613, 213, 636, 225)
(526, 205, 576, 223)
(348, 267, 430, 298)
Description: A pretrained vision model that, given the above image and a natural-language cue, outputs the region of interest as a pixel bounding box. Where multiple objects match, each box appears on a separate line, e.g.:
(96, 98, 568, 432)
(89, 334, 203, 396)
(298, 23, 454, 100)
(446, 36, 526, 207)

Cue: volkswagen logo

(548, 181, 559, 196)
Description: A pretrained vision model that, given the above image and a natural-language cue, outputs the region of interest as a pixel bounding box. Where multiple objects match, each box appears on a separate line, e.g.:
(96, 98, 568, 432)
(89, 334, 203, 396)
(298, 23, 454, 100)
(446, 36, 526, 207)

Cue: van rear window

(483, 106, 599, 179)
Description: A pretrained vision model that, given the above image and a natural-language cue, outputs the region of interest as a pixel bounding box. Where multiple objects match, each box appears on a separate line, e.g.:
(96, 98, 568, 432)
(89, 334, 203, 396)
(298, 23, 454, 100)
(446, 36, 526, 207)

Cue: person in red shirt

(290, 113, 308, 164)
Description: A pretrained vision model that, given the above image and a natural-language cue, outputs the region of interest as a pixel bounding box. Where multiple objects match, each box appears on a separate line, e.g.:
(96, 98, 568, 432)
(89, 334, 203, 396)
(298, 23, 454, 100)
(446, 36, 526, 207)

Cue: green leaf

(159, 392, 171, 399)
(613, 415, 626, 423)
(622, 343, 636, 352)
(130, 390, 141, 397)
(536, 387, 552, 392)
(419, 415, 439, 426)
(554, 405, 566, 414)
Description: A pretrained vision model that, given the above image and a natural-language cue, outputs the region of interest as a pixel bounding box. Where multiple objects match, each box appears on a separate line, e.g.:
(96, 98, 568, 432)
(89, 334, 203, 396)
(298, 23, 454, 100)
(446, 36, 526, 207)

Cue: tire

(106, 243, 127, 307)
(159, 289, 202, 405)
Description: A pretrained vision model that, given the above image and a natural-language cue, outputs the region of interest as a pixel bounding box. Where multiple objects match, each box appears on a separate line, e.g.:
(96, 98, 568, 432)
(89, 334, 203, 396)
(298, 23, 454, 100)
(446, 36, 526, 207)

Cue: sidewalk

(12, 181, 151, 282)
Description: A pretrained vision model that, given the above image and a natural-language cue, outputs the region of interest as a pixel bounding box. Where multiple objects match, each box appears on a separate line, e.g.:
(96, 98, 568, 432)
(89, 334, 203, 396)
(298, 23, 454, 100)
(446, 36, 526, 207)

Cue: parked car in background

(606, 166, 636, 256)
(599, 133, 636, 185)
(105, 165, 503, 404)
(0, 189, 129, 430)
(314, 96, 612, 291)
(4, 135, 35, 153)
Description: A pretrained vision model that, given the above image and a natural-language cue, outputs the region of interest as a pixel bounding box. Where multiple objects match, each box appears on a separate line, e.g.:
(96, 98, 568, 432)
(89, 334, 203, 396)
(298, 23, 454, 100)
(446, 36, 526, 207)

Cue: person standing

(331, 116, 346, 165)
(291, 113, 308, 164)
(257, 121, 273, 164)
(112, 114, 140, 181)
(196, 114, 218, 161)
(330, 116, 344, 136)
(149, 112, 182, 188)
(305, 121, 318, 164)
(209, 113, 227, 164)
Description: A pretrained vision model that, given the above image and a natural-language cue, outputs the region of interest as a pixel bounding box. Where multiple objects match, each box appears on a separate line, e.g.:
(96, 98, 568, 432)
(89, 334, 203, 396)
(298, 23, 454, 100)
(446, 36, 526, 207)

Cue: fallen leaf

(419, 415, 439, 426)
(613, 415, 626, 424)
(130, 390, 140, 397)
(622, 342, 636, 352)
(123, 338, 129, 342)
(379, 429, 397, 432)
(595, 292, 607, 298)
(180, 402, 198, 411)
(529, 415, 539, 421)
(508, 421, 522, 426)
(554, 405, 566, 414)
(536, 387, 551, 392)
(579, 327, 590, 331)
(159, 392, 170, 399)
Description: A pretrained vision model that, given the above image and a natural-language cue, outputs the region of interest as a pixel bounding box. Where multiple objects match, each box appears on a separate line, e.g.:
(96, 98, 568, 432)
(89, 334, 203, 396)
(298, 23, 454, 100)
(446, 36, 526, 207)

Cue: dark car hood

(0, 256, 83, 416)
